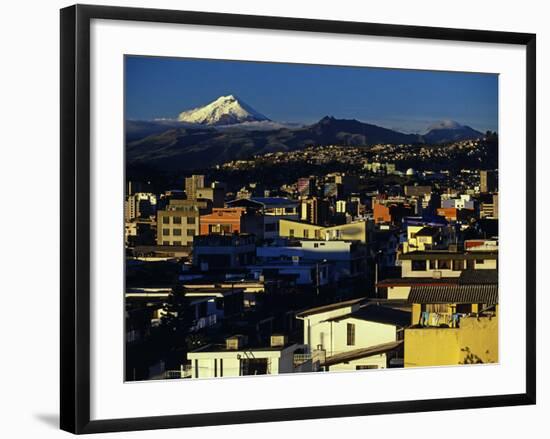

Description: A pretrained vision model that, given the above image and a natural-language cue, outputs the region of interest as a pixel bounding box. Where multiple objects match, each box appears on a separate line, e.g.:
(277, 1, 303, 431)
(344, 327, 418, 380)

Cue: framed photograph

(60, 4, 536, 434)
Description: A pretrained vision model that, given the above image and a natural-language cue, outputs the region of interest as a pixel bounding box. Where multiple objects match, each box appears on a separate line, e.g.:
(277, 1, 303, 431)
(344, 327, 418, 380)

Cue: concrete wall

(157, 210, 199, 246)
(279, 220, 368, 243)
(401, 258, 497, 277)
(458, 315, 499, 364)
(304, 312, 397, 357)
(328, 353, 388, 371)
(188, 346, 299, 378)
(401, 259, 462, 278)
(404, 327, 461, 367)
(387, 285, 412, 300)
(404, 315, 498, 367)
(301, 305, 359, 347)
(474, 259, 497, 269)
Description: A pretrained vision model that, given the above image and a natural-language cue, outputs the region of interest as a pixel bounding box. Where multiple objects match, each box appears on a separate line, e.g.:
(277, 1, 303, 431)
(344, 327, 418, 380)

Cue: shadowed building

(479, 170, 497, 193)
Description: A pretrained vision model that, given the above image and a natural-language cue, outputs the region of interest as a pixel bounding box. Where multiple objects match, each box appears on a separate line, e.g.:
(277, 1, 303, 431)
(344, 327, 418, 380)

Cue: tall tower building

(185, 174, 205, 200)
(479, 170, 497, 193)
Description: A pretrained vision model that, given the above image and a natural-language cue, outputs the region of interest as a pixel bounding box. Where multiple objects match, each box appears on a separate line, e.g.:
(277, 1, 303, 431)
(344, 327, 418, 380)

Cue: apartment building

(156, 199, 210, 246)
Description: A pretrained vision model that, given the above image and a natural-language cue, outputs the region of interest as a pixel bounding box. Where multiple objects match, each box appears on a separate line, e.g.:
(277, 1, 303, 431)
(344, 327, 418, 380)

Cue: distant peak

(427, 120, 464, 131)
(216, 94, 238, 101)
(177, 95, 269, 126)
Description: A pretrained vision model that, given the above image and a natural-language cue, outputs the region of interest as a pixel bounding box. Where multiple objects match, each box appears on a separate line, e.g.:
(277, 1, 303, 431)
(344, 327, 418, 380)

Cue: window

(347, 323, 355, 346)
(187, 216, 196, 225)
(173, 241, 181, 246)
(289, 229, 295, 237)
(172, 216, 182, 224)
(429, 259, 437, 270)
(452, 259, 464, 271)
(162, 216, 169, 224)
(187, 229, 195, 237)
(209, 224, 231, 234)
(304, 229, 309, 238)
(240, 358, 268, 376)
(220, 358, 223, 377)
(438, 259, 451, 270)
(476, 259, 485, 264)
(411, 260, 427, 271)
(162, 241, 169, 246)
(356, 365, 378, 370)
(214, 359, 217, 378)
(427, 303, 448, 313)
(162, 228, 170, 236)
(314, 243, 319, 248)
(194, 359, 198, 378)
(173, 228, 182, 236)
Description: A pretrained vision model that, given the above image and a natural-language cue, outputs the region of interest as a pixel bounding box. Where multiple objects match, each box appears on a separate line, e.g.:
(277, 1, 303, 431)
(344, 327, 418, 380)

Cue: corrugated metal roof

(408, 284, 498, 304)
(458, 269, 498, 285)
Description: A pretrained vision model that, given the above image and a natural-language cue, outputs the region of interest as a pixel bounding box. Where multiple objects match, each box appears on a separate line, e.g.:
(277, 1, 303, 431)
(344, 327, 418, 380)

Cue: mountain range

(127, 95, 486, 171)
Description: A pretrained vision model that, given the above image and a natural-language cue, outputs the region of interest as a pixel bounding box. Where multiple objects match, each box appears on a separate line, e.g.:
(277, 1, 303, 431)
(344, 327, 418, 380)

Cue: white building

(248, 260, 330, 286)
(187, 335, 301, 378)
(441, 194, 475, 210)
(256, 239, 366, 281)
(125, 192, 157, 221)
(296, 299, 409, 371)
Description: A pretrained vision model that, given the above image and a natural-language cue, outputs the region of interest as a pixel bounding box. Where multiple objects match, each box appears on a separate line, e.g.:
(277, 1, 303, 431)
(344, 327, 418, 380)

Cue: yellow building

(404, 282, 498, 367)
(279, 218, 369, 243)
(402, 225, 440, 253)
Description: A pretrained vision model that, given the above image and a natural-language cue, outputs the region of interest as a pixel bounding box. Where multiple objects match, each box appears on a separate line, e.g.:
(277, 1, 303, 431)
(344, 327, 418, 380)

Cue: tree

(160, 283, 194, 349)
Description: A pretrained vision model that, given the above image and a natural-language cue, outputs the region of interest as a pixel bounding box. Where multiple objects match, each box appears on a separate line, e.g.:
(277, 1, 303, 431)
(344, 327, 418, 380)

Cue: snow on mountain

(177, 95, 270, 126)
(426, 119, 464, 131)
(423, 120, 483, 144)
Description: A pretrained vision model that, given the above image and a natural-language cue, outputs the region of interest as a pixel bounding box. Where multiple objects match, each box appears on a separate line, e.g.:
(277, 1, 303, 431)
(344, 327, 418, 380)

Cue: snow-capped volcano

(426, 119, 464, 131)
(177, 95, 270, 126)
(423, 119, 483, 144)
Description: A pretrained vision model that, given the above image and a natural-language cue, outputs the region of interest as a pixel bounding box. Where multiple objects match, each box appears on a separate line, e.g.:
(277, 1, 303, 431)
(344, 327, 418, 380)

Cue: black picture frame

(60, 4, 536, 434)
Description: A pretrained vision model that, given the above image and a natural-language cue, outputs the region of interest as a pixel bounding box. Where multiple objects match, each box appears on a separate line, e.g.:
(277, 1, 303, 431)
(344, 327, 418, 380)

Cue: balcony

(190, 314, 218, 332)
(419, 312, 465, 328)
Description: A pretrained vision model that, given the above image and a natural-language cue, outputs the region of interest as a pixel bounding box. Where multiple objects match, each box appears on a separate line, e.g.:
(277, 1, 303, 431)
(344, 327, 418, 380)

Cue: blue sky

(125, 56, 498, 134)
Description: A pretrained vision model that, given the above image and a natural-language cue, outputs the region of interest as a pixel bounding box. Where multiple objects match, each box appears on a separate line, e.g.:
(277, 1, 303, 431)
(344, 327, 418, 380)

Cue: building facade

(279, 218, 369, 243)
(156, 199, 210, 246)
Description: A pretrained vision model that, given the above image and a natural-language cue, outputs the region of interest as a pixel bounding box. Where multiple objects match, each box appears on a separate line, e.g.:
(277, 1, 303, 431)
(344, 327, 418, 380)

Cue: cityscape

(124, 56, 498, 381)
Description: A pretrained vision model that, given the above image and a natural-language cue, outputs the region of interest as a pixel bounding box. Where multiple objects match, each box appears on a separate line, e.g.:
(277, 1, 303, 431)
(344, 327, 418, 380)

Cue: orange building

(373, 202, 391, 224)
(200, 208, 247, 235)
(437, 207, 458, 221)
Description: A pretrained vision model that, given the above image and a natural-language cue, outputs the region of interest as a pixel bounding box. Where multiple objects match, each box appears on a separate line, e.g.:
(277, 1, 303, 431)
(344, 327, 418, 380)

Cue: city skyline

(125, 56, 498, 134)
(124, 55, 499, 383)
